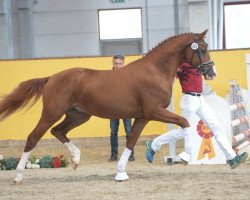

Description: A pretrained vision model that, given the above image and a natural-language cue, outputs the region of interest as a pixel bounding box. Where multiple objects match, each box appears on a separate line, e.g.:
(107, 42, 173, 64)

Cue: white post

(246, 54, 250, 94)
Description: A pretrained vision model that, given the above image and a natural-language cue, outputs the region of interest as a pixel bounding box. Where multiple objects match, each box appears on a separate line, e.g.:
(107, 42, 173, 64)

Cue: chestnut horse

(0, 30, 215, 184)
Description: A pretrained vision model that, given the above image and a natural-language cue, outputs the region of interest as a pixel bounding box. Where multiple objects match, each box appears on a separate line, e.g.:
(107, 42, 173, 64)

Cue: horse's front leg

(152, 107, 190, 128)
(115, 118, 149, 181)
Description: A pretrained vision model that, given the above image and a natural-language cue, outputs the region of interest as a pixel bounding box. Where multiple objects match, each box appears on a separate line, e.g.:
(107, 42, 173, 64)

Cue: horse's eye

(201, 49, 207, 54)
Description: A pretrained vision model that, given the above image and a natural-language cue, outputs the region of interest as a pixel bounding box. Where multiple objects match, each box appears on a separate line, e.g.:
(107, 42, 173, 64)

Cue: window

(98, 9, 142, 40)
(224, 3, 250, 49)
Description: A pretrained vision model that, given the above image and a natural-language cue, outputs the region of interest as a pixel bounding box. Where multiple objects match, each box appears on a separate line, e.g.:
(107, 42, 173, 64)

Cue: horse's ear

(200, 29, 208, 38)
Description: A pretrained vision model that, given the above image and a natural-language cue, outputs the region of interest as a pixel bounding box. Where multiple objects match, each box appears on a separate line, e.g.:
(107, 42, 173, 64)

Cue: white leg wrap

(14, 151, 31, 184)
(151, 128, 184, 151)
(215, 134, 236, 160)
(65, 141, 81, 164)
(182, 127, 193, 154)
(115, 148, 131, 181)
(117, 148, 132, 173)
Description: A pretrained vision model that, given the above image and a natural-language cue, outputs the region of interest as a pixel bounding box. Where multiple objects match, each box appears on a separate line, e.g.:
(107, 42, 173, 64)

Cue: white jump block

(237, 89, 250, 158)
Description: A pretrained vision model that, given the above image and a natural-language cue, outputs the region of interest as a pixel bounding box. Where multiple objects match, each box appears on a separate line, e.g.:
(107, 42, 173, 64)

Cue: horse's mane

(143, 32, 194, 58)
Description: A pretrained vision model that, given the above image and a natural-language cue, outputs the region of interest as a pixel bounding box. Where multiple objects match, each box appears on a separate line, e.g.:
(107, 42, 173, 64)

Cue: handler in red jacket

(145, 62, 248, 169)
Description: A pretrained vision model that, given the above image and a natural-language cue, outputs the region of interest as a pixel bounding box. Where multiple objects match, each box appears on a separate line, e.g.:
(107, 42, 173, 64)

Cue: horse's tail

(0, 77, 50, 121)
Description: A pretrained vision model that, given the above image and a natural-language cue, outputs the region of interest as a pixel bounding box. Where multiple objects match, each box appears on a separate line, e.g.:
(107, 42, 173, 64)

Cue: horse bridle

(189, 41, 214, 76)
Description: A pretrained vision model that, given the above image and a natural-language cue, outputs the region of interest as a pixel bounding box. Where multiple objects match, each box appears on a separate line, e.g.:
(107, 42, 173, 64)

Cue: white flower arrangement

(26, 162, 32, 169)
(26, 162, 40, 169)
(1, 155, 67, 170)
(0, 155, 3, 167)
(32, 164, 40, 169)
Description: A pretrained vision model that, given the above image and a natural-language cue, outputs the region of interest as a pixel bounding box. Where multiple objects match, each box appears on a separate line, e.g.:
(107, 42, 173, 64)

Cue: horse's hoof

(13, 179, 23, 185)
(13, 173, 24, 185)
(115, 172, 129, 182)
(70, 158, 79, 170)
(181, 159, 189, 166)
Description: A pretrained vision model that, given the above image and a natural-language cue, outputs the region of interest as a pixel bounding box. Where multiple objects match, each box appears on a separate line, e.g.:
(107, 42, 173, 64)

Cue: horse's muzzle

(198, 61, 217, 80)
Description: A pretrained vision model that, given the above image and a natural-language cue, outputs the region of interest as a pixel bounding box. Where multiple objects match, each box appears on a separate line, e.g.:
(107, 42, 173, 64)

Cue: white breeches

(152, 95, 236, 161)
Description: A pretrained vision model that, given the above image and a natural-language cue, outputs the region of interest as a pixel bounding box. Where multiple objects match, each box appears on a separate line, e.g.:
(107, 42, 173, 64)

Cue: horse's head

(183, 29, 216, 80)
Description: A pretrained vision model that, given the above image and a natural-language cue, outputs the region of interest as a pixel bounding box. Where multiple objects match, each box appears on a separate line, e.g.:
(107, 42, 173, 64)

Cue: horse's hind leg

(51, 108, 91, 170)
(14, 114, 62, 185)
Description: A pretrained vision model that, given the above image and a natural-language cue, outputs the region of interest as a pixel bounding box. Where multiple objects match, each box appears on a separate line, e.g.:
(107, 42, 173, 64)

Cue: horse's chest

(157, 87, 172, 106)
